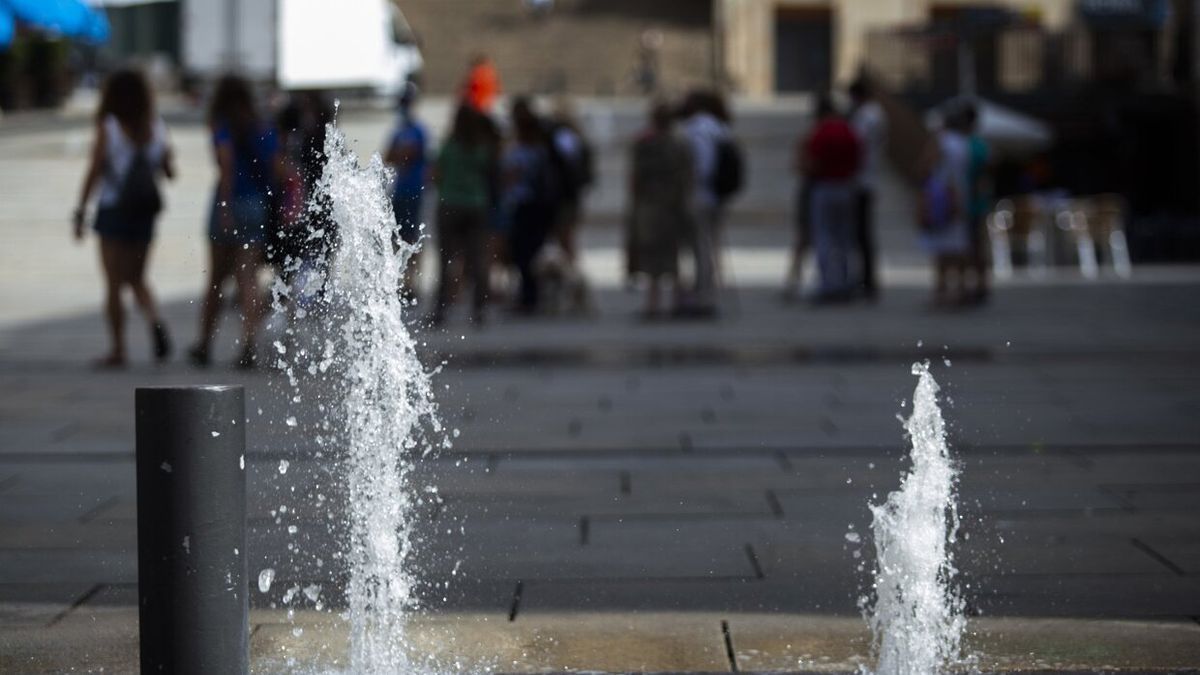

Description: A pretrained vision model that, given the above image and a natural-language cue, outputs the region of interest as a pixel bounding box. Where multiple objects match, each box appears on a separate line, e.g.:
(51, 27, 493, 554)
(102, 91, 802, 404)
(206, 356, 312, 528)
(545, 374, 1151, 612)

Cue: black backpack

(114, 150, 163, 220)
(712, 137, 745, 202)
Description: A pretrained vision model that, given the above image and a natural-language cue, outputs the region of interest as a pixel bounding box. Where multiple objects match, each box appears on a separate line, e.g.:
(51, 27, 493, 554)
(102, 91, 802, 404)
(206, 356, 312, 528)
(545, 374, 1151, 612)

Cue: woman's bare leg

(121, 241, 162, 325)
(97, 239, 126, 365)
(197, 243, 234, 353)
(234, 245, 264, 350)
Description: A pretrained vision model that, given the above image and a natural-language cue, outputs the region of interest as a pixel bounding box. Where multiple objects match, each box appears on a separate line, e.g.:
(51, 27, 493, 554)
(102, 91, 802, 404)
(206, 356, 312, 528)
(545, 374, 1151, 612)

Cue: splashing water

(312, 123, 445, 671)
(866, 363, 965, 675)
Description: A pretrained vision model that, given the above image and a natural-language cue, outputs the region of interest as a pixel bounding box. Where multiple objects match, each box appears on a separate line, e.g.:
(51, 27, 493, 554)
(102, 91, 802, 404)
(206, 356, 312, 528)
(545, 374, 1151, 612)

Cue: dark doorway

(774, 7, 832, 93)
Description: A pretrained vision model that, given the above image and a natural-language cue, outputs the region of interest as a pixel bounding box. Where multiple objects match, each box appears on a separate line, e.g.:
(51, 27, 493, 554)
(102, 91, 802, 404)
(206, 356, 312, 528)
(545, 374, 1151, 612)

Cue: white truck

(181, 0, 421, 94)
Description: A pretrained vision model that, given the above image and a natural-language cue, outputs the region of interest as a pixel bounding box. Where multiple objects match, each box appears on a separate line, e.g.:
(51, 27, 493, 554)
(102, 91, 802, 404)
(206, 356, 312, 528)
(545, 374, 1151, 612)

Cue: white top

(919, 129, 971, 255)
(851, 100, 887, 190)
(98, 114, 169, 207)
(682, 112, 727, 207)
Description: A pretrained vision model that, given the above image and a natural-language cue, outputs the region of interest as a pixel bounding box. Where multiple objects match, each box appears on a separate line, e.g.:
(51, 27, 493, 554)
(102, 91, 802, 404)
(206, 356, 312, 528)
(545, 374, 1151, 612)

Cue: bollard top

(136, 385, 244, 392)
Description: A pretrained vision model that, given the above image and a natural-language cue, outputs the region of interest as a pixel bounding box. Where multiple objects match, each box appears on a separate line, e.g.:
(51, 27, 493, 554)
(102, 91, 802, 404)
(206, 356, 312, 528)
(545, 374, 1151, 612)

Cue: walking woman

(189, 75, 278, 368)
(504, 97, 554, 313)
(72, 68, 175, 368)
(431, 105, 493, 325)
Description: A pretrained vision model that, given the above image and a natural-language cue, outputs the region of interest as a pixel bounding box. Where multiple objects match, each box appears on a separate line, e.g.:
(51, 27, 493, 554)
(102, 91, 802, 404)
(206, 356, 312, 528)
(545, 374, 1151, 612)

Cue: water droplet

(211, 431, 221, 438)
(160, 462, 172, 473)
(257, 568, 275, 593)
(285, 416, 297, 427)
(278, 459, 290, 474)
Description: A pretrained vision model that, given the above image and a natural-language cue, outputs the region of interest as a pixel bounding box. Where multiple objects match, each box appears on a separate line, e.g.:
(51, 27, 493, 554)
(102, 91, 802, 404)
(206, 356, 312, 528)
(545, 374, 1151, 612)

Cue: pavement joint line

(1098, 484, 1140, 512)
(507, 581, 523, 622)
(773, 451, 794, 473)
(76, 494, 120, 524)
(485, 453, 498, 474)
(46, 583, 104, 627)
(1131, 538, 1187, 576)
(49, 422, 80, 444)
(721, 619, 739, 672)
(679, 432, 694, 453)
(764, 490, 785, 518)
(743, 544, 765, 580)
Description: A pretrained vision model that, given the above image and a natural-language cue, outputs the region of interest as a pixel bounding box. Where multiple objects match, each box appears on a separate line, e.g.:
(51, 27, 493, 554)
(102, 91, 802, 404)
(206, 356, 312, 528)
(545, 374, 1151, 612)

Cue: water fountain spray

(867, 362, 965, 675)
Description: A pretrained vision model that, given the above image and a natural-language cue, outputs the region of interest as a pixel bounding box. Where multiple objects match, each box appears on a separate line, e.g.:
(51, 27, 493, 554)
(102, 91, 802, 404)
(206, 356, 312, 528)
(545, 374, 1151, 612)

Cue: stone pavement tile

(972, 573, 1200, 617)
(0, 492, 117, 522)
(0, 462, 134, 495)
(418, 517, 756, 581)
(956, 485, 1129, 514)
(0, 549, 135, 584)
(957, 532, 1171, 576)
(728, 614, 1200, 673)
(439, 463, 624, 498)
(0, 582, 92, 627)
(724, 614, 871, 673)
(517, 578, 847, 614)
(1139, 537, 1200, 574)
(0, 520, 135, 549)
(1106, 483, 1200, 513)
(965, 617, 1200, 672)
(0, 618, 137, 673)
(444, 490, 777, 519)
(253, 611, 729, 673)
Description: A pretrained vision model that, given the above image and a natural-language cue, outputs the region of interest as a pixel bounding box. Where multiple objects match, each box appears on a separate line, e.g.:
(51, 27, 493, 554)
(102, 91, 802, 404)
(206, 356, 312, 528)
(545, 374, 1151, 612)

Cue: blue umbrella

(0, 9, 14, 47)
(0, 0, 110, 47)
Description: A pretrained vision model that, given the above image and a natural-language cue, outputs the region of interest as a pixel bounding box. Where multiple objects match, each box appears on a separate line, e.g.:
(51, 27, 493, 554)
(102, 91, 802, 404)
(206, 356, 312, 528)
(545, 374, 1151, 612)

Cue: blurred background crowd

(2, 0, 1198, 368)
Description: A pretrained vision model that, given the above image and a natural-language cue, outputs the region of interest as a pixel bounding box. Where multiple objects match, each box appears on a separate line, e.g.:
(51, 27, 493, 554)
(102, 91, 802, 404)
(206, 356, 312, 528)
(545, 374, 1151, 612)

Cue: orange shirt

(463, 62, 500, 113)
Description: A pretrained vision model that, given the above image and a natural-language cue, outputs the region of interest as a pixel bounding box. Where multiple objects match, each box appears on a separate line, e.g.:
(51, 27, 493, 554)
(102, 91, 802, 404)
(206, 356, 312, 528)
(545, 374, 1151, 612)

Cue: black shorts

(93, 206, 154, 243)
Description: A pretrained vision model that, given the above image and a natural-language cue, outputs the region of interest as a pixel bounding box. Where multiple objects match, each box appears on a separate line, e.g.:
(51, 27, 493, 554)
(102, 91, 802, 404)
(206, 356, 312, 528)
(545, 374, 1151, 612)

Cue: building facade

(717, 0, 1074, 96)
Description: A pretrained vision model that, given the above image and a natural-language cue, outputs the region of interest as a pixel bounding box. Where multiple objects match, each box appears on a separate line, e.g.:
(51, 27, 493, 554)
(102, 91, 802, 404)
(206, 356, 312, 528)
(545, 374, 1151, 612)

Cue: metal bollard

(136, 386, 248, 674)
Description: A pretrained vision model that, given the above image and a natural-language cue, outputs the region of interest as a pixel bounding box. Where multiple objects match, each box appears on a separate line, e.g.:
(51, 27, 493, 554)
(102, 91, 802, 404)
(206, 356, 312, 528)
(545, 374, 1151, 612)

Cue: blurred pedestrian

(802, 94, 861, 302)
(72, 68, 175, 368)
(189, 74, 277, 369)
(960, 102, 992, 304)
(272, 90, 335, 320)
(627, 101, 692, 317)
(917, 106, 972, 307)
(678, 90, 731, 316)
(849, 77, 887, 300)
(548, 97, 593, 263)
(384, 83, 429, 300)
(462, 54, 501, 114)
(504, 97, 555, 313)
(431, 105, 493, 326)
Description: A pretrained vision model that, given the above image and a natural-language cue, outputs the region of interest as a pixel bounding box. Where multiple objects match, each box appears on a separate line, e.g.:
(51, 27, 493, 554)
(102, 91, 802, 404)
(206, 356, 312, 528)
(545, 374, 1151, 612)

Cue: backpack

(114, 150, 163, 221)
(712, 137, 744, 202)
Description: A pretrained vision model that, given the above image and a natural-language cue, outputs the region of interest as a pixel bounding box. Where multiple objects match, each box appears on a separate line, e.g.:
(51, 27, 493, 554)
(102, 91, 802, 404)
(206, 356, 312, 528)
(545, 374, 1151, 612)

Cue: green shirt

(436, 139, 490, 209)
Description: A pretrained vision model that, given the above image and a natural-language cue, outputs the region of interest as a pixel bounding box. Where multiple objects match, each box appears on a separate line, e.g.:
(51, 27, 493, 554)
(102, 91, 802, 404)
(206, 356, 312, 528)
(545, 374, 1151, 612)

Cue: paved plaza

(1, 104, 1200, 672)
